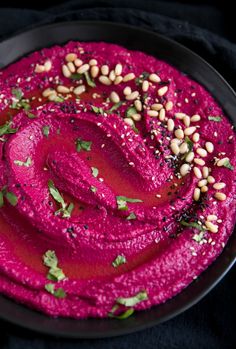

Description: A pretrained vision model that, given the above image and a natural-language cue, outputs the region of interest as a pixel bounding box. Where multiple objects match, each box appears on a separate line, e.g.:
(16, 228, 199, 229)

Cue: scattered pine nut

(101, 65, 109, 75)
(205, 221, 218, 233)
(180, 163, 191, 177)
(214, 192, 226, 201)
(193, 188, 201, 201)
(73, 85, 86, 95)
(123, 73, 135, 82)
(65, 53, 77, 62)
(99, 76, 112, 86)
(77, 64, 90, 74)
(213, 182, 226, 190)
(149, 73, 161, 83)
(91, 66, 99, 78)
(157, 86, 168, 96)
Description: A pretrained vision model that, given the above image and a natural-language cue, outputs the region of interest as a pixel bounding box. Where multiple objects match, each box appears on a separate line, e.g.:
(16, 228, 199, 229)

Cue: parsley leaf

(116, 196, 142, 210)
(117, 291, 148, 307)
(5, 192, 18, 206)
(91, 105, 104, 115)
(0, 121, 18, 137)
(180, 220, 205, 231)
(48, 180, 74, 218)
(126, 212, 137, 220)
(108, 101, 124, 114)
(43, 250, 65, 282)
(126, 106, 137, 118)
(90, 186, 97, 193)
(135, 72, 150, 86)
(108, 306, 134, 319)
(208, 116, 222, 122)
(91, 167, 99, 177)
(112, 255, 127, 268)
(76, 138, 92, 152)
(42, 125, 50, 137)
(84, 71, 96, 87)
(45, 283, 66, 298)
(192, 231, 205, 243)
(14, 157, 32, 167)
(0, 191, 4, 208)
(185, 136, 193, 151)
(12, 88, 23, 100)
(222, 159, 234, 170)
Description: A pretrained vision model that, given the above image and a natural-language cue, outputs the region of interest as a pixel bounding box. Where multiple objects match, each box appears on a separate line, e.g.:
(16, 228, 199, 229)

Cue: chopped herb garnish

(180, 220, 205, 231)
(91, 167, 99, 177)
(12, 88, 23, 100)
(27, 112, 37, 119)
(43, 250, 65, 282)
(192, 231, 205, 242)
(42, 125, 50, 137)
(117, 290, 148, 307)
(185, 136, 193, 151)
(108, 306, 134, 319)
(48, 180, 74, 218)
(222, 159, 234, 170)
(135, 71, 150, 86)
(208, 116, 222, 122)
(54, 96, 64, 103)
(76, 138, 92, 152)
(0, 191, 3, 208)
(14, 157, 32, 167)
(91, 105, 104, 115)
(116, 196, 142, 210)
(0, 121, 18, 137)
(112, 255, 127, 268)
(126, 106, 137, 118)
(90, 186, 97, 193)
(126, 212, 137, 220)
(0, 187, 18, 208)
(45, 283, 66, 298)
(108, 101, 124, 114)
(10, 88, 31, 110)
(84, 71, 96, 87)
(70, 73, 83, 80)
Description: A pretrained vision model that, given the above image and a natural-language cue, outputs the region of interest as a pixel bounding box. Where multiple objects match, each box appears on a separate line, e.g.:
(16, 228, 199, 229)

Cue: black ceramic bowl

(0, 21, 235, 338)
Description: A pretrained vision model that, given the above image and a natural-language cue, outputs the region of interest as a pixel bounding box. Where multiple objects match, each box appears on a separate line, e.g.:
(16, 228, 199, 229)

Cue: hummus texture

(0, 41, 235, 319)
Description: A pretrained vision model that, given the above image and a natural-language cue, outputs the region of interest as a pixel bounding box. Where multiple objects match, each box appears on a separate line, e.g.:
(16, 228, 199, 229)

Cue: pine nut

(185, 151, 194, 163)
(151, 103, 163, 111)
(115, 63, 122, 76)
(62, 64, 71, 78)
(57, 85, 70, 94)
(73, 85, 86, 95)
(183, 115, 190, 127)
(114, 76, 123, 85)
(205, 142, 214, 153)
(214, 192, 226, 201)
(198, 179, 207, 187)
(201, 185, 208, 193)
(167, 119, 175, 132)
(123, 86, 132, 95)
(48, 92, 58, 101)
(193, 187, 201, 201)
(207, 175, 215, 184)
(184, 126, 196, 136)
(207, 214, 217, 221)
(149, 73, 161, 83)
(110, 91, 120, 104)
(180, 163, 191, 177)
(35, 64, 45, 73)
(89, 59, 97, 66)
(65, 53, 77, 62)
(192, 133, 200, 142)
(191, 114, 201, 122)
(134, 100, 142, 112)
(171, 142, 180, 155)
(202, 166, 209, 178)
(44, 60, 52, 72)
(157, 86, 168, 96)
(147, 110, 158, 117)
(77, 64, 90, 74)
(109, 70, 116, 82)
(165, 101, 173, 111)
(124, 118, 134, 127)
(74, 58, 83, 67)
(159, 108, 166, 121)
(175, 129, 184, 139)
(42, 88, 55, 97)
(67, 62, 76, 73)
(142, 80, 149, 92)
(213, 182, 226, 190)
(101, 65, 109, 75)
(205, 221, 218, 233)
(91, 66, 99, 78)
(194, 158, 205, 166)
(196, 148, 207, 157)
(99, 76, 112, 86)
(179, 142, 188, 154)
(193, 167, 202, 179)
(217, 157, 229, 167)
(126, 91, 139, 101)
(123, 73, 135, 82)
(171, 138, 181, 144)
(131, 113, 142, 121)
(175, 113, 186, 119)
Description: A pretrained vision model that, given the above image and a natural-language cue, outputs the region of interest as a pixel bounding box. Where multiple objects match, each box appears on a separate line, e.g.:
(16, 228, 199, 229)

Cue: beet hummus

(0, 41, 235, 319)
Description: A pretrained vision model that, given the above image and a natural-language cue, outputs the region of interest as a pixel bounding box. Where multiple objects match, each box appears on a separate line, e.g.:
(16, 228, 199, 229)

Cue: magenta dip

(0, 41, 235, 319)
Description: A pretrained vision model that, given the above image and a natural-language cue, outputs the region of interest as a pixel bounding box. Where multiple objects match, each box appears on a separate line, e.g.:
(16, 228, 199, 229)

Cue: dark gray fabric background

(0, 1, 235, 348)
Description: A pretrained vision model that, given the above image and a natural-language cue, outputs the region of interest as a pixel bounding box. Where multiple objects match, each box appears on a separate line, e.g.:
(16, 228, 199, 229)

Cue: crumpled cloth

(0, 1, 235, 348)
